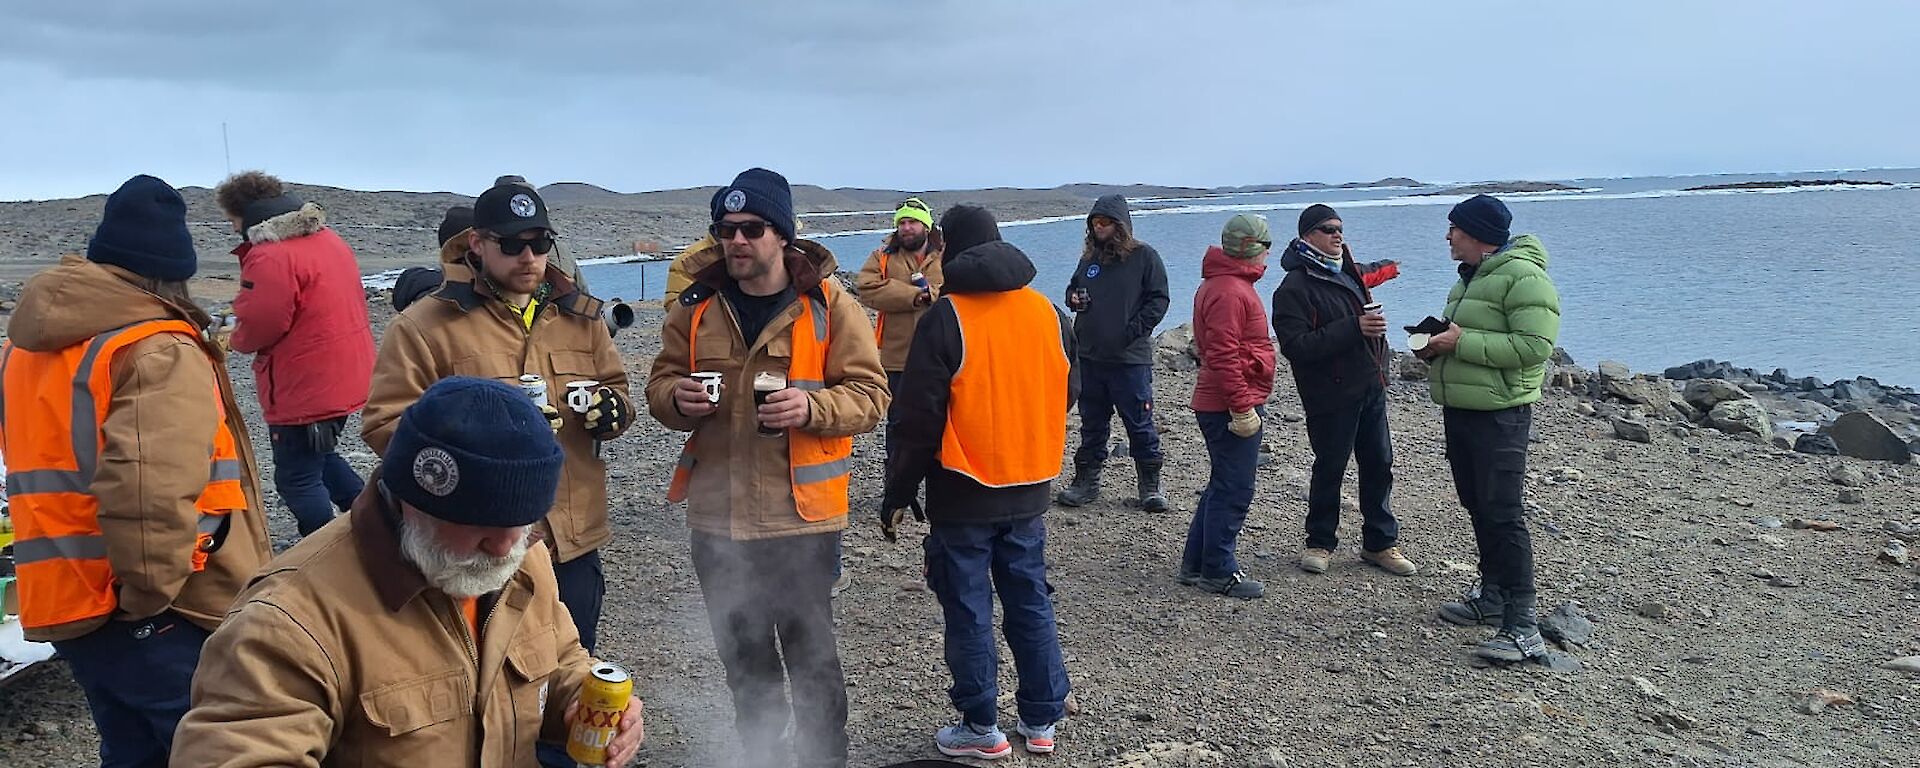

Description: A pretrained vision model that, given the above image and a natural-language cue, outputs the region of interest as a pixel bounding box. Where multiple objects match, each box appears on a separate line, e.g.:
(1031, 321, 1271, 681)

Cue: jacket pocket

(506, 623, 561, 732)
(550, 351, 599, 379)
(360, 668, 472, 740)
(452, 353, 524, 383)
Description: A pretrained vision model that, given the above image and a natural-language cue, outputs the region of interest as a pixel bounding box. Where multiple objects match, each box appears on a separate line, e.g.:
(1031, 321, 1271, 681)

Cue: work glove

(539, 403, 564, 434)
(583, 386, 632, 439)
(878, 498, 925, 543)
(1228, 408, 1262, 438)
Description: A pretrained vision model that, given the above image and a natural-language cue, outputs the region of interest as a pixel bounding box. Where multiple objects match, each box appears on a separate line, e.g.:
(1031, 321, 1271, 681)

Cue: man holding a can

(1271, 204, 1417, 579)
(361, 180, 634, 734)
(1421, 195, 1563, 664)
(646, 168, 888, 768)
(855, 197, 945, 445)
(173, 377, 645, 767)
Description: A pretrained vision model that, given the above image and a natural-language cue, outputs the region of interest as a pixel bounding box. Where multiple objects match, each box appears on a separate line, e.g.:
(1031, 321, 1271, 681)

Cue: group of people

(0, 162, 1560, 767)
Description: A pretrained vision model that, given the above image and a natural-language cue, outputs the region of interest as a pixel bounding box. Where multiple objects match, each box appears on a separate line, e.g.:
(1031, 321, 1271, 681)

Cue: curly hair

(214, 170, 284, 217)
(1081, 217, 1140, 265)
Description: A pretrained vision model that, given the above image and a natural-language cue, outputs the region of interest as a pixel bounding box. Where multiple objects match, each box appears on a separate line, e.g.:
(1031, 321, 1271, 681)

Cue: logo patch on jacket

(413, 447, 460, 496)
(1084, 263, 1101, 279)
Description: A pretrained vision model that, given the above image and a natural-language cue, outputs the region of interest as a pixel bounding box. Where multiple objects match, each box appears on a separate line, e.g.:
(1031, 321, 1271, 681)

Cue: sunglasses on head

(900, 198, 930, 213)
(1314, 224, 1344, 235)
(710, 220, 773, 240)
(492, 232, 555, 255)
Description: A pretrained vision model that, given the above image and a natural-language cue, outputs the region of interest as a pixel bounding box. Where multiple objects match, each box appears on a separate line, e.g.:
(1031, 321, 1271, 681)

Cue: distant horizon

(5, 164, 1917, 205)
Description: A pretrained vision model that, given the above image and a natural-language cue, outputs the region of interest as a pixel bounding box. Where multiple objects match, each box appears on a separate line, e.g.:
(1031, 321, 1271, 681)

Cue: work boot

(1135, 459, 1169, 513)
(1055, 461, 1102, 507)
(1299, 547, 1333, 574)
(1360, 546, 1419, 576)
(1437, 582, 1505, 627)
(1475, 591, 1548, 663)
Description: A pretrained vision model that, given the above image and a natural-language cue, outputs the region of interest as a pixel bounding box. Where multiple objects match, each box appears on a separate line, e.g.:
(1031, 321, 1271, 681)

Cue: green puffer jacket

(1429, 234, 1562, 411)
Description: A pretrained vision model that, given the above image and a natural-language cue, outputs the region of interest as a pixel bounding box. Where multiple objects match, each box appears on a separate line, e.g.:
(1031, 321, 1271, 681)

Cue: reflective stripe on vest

(938, 288, 1071, 487)
(0, 320, 247, 630)
(667, 281, 853, 521)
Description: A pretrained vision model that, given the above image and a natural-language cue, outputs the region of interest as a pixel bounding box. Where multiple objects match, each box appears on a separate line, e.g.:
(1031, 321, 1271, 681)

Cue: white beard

(399, 517, 530, 598)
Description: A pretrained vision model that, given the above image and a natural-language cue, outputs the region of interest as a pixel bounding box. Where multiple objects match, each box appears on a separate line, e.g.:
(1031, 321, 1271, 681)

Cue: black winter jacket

(1270, 239, 1389, 414)
(1064, 195, 1169, 365)
(884, 240, 1079, 525)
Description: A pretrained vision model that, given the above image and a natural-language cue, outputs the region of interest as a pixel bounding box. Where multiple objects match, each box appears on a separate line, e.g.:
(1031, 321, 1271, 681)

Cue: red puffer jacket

(229, 204, 375, 426)
(1190, 246, 1276, 413)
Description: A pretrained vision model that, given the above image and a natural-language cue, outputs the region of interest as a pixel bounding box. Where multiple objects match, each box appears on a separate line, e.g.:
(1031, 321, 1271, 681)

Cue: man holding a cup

(645, 168, 888, 768)
(361, 180, 634, 750)
(1271, 204, 1417, 578)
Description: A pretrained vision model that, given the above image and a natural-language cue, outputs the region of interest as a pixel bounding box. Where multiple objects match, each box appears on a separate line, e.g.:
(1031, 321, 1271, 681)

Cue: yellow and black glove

(583, 386, 631, 439)
(538, 403, 564, 434)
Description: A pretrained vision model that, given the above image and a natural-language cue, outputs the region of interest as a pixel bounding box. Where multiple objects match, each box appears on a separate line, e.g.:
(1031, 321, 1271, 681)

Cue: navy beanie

(381, 377, 564, 528)
(712, 167, 796, 242)
(1448, 194, 1512, 247)
(1298, 204, 1341, 237)
(87, 175, 198, 281)
(939, 204, 1001, 263)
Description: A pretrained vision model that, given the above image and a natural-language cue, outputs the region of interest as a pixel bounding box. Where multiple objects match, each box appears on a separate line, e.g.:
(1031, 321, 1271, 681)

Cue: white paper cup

(1408, 333, 1431, 351)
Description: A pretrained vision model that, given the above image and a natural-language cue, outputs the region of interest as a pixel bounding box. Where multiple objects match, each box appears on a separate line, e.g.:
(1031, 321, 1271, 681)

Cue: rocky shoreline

(4, 296, 1919, 767)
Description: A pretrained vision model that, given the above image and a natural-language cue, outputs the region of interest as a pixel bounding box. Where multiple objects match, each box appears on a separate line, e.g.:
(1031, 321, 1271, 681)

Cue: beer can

(566, 662, 634, 765)
(518, 374, 547, 404)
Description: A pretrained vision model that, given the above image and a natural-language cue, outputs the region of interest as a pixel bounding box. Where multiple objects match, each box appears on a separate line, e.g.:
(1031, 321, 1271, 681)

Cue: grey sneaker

(1437, 584, 1504, 626)
(830, 571, 854, 598)
(935, 721, 1011, 760)
(1194, 571, 1265, 599)
(1014, 720, 1057, 754)
(1474, 628, 1548, 662)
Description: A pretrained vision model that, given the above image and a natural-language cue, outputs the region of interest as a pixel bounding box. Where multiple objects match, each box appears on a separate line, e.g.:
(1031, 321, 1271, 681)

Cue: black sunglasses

(492, 233, 555, 256)
(710, 220, 773, 241)
(1314, 224, 1344, 235)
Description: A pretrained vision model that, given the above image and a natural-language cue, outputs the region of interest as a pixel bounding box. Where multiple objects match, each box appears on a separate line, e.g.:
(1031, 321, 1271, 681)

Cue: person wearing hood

(645, 168, 888, 768)
(1056, 194, 1172, 512)
(1182, 214, 1278, 600)
(1271, 204, 1418, 580)
(361, 182, 634, 766)
(880, 205, 1077, 759)
(215, 170, 375, 538)
(0, 175, 272, 765)
(855, 198, 946, 455)
(1419, 195, 1562, 665)
(389, 206, 467, 313)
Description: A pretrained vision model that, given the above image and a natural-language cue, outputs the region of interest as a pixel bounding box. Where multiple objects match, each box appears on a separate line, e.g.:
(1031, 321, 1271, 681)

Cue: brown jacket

(3, 256, 270, 642)
(853, 230, 945, 372)
(172, 482, 595, 767)
(362, 239, 630, 562)
(645, 240, 888, 540)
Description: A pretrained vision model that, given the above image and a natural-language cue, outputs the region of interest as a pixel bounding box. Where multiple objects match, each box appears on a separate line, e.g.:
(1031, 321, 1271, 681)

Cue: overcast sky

(4, 0, 1916, 200)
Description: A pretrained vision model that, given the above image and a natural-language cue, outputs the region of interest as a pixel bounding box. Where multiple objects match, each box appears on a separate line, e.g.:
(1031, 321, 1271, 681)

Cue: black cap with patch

(472, 183, 555, 237)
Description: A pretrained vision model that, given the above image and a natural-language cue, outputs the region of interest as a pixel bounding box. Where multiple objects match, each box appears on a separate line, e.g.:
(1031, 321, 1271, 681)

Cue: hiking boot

(1177, 566, 1201, 586)
(1299, 548, 1333, 574)
(1473, 628, 1548, 662)
(1015, 720, 1057, 754)
(1135, 460, 1169, 513)
(935, 722, 1012, 760)
(1361, 546, 1419, 576)
(1194, 571, 1265, 599)
(830, 570, 854, 599)
(1437, 583, 1505, 626)
(1055, 462, 1102, 507)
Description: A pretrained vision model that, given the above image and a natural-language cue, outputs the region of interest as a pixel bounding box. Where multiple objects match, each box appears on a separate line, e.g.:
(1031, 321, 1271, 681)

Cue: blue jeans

(1303, 385, 1399, 552)
(53, 612, 210, 768)
(1073, 361, 1161, 465)
(1182, 411, 1260, 579)
(923, 517, 1070, 728)
(268, 418, 365, 537)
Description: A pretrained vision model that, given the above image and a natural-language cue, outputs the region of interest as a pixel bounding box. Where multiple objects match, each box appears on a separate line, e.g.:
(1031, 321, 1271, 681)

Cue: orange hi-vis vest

(939, 288, 1071, 487)
(0, 319, 246, 631)
(872, 250, 929, 350)
(667, 281, 853, 522)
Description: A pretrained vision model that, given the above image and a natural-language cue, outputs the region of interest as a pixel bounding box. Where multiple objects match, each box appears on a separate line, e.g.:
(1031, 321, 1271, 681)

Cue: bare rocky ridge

(4, 300, 1919, 767)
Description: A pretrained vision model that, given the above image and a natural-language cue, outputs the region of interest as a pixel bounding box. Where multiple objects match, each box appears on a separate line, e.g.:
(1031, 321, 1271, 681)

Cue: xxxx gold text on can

(566, 662, 633, 765)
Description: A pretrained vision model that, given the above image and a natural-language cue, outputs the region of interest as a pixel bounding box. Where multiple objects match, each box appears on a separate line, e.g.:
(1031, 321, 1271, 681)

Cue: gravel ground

(3, 296, 1918, 768)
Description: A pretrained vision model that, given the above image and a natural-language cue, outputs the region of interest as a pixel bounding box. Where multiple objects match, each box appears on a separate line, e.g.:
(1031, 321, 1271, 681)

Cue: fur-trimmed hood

(245, 202, 328, 244)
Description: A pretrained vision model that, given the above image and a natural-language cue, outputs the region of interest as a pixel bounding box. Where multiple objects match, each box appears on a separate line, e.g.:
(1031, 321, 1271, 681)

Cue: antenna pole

(222, 123, 232, 176)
